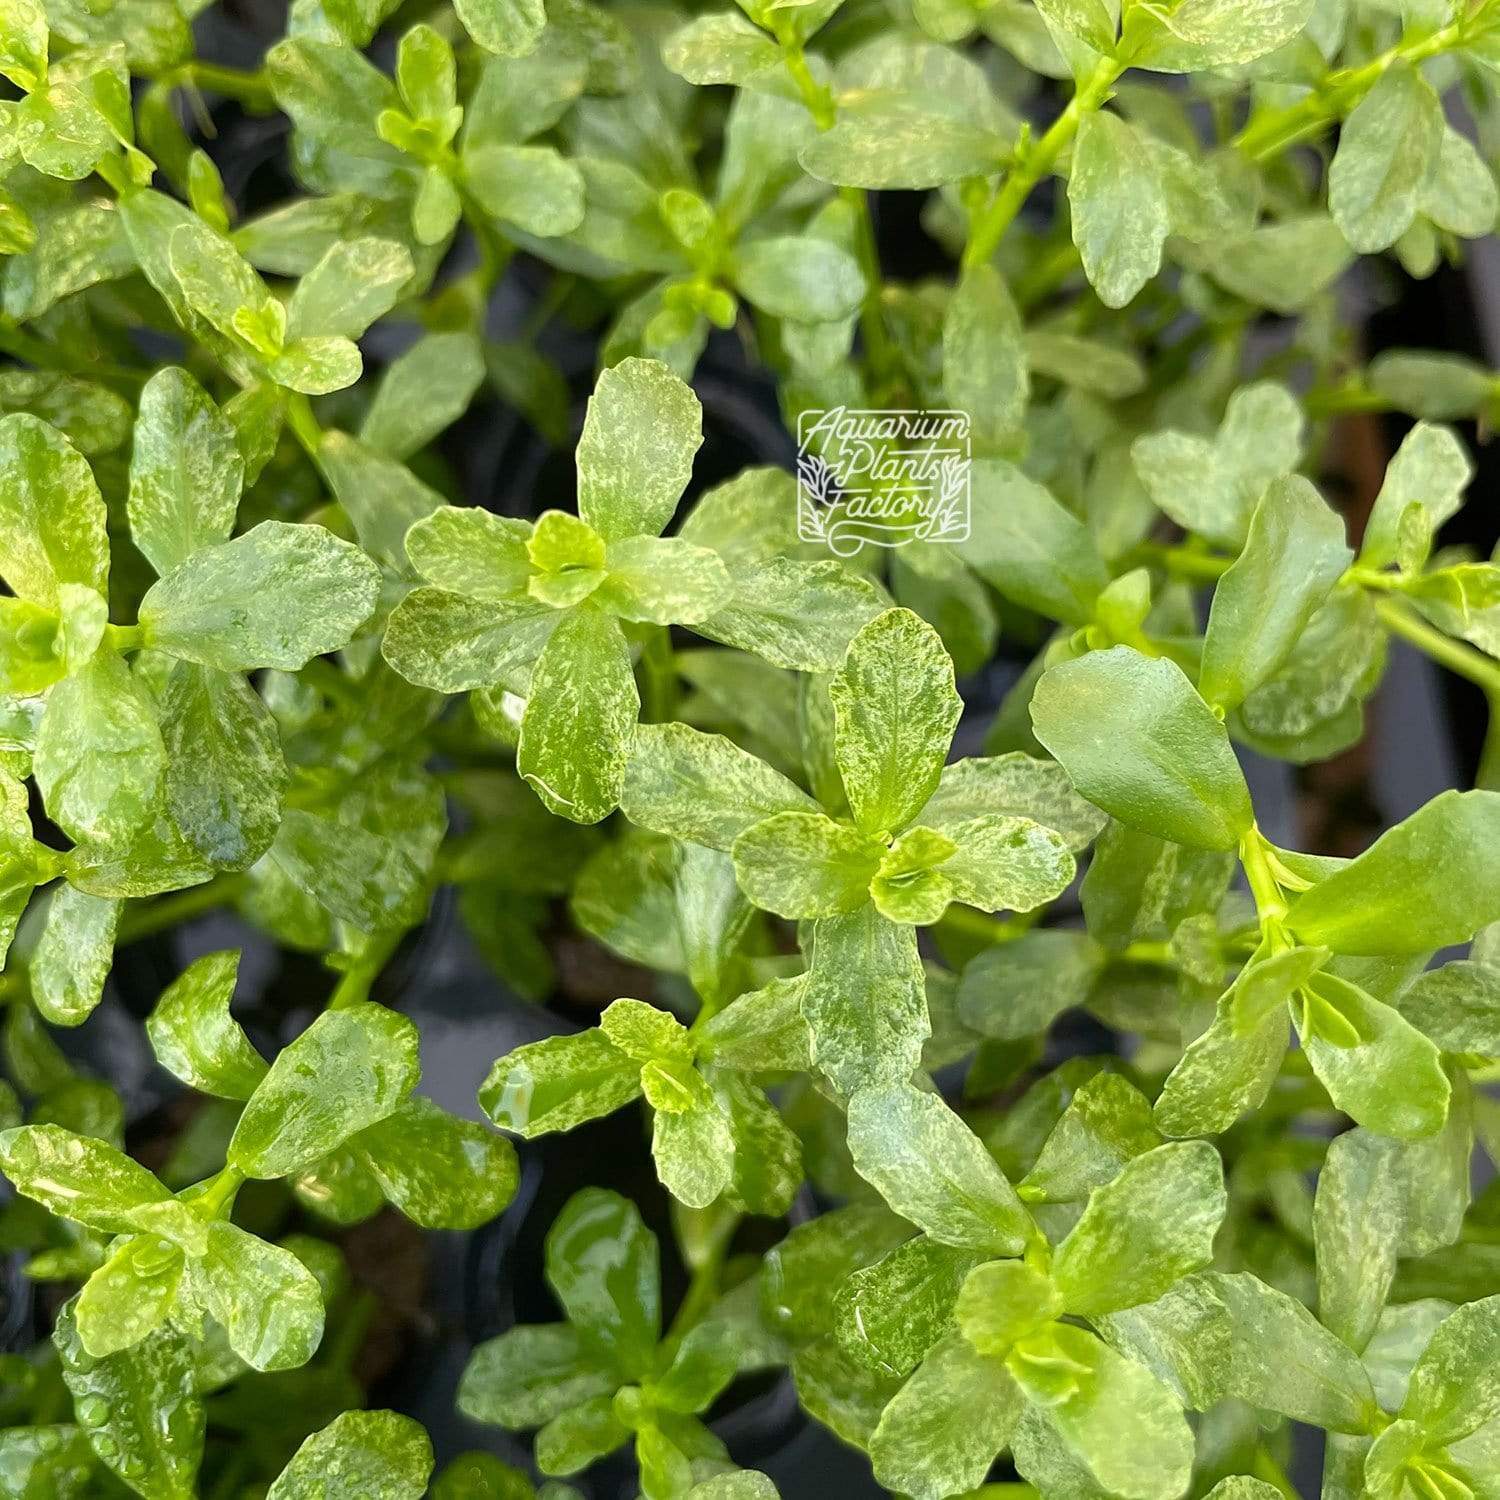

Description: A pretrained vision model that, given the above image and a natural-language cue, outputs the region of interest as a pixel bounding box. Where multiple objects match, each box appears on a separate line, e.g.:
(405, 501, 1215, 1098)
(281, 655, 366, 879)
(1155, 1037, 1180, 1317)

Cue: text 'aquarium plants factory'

(8, 0, 1500, 1496)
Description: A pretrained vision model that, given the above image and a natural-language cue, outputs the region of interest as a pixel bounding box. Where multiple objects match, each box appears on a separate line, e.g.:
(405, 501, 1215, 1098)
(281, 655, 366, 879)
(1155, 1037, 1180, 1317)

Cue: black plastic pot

(1367, 258, 1500, 788)
(0, 1251, 34, 1355)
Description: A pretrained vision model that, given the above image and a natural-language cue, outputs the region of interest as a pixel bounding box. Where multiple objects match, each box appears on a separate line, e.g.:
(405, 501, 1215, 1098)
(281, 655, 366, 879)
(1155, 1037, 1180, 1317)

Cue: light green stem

(284, 392, 325, 462)
(665, 1232, 732, 1348)
(776, 31, 897, 384)
(327, 927, 405, 1010)
(1478, 697, 1500, 790)
(195, 1163, 245, 1218)
(116, 877, 247, 946)
(1233, 18, 1469, 161)
(1303, 379, 1395, 418)
(0, 320, 144, 389)
(1239, 827, 1288, 924)
(105, 623, 145, 654)
(1145, 544, 1500, 689)
(638, 626, 678, 724)
(963, 57, 1124, 271)
(172, 61, 275, 110)
(1372, 596, 1500, 697)
(1129, 543, 1233, 584)
(962, 12, 1475, 277)
(936, 903, 1042, 948)
(1144, 544, 1500, 788)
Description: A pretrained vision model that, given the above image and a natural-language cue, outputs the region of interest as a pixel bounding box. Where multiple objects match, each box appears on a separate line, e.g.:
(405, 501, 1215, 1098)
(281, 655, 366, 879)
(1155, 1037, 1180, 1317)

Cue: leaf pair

(643, 178, 866, 364)
(52, 1308, 434, 1500)
(1362, 1296, 1500, 1500)
(1329, 62, 1496, 259)
(1036, 647, 1500, 946)
(1034, 640, 1500, 1139)
(1131, 382, 1305, 552)
(0, 1122, 325, 1372)
(627, 608, 1092, 1092)
(154, 954, 518, 1231)
(382, 357, 708, 821)
(0, 405, 383, 1020)
(1038, 0, 1315, 71)
(0, 406, 378, 854)
(1, 977, 517, 1374)
(868, 1138, 1224, 1500)
(458, 1189, 751, 1500)
(269, 30, 583, 252)
(1157, 943, 1453, 1142)
(384, 357, 876, 821)
(122, 188, 402, 396)
(131, 370, 384, 878)
(551, 55, 862, 372)
(4, 30, 153, 189)
(1036, 648, 1494, 1125)
(1221, 422, 1469, 757)
(480, 995, 800, 1213)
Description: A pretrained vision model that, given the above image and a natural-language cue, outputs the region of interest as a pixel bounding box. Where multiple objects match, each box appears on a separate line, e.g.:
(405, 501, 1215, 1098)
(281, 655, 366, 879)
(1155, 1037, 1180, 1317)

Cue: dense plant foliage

(3, 0, 1500, 1496)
